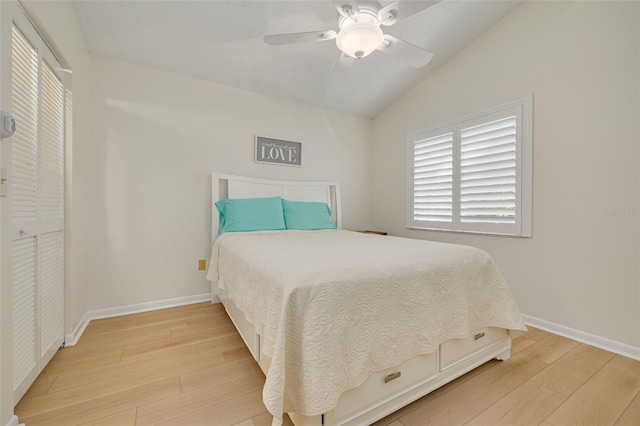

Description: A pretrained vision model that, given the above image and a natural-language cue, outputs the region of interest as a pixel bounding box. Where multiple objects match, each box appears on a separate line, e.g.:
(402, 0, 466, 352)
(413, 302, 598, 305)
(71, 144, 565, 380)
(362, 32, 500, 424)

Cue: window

(407, 96, 532, 237)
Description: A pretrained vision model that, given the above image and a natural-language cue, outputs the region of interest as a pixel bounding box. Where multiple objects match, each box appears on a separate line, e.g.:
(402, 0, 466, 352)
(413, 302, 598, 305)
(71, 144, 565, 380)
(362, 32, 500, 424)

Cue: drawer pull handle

(474, 332, 485, 341)
(384, 371, 401, 384)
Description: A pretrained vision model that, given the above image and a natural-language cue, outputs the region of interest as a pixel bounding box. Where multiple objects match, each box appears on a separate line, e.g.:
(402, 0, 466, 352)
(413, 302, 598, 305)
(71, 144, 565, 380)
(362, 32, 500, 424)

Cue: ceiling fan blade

(264, 30, 337, 46)
(377, 34, 434, 68)
(379, 0, 439, 26)
(330, 53, 355, 80)
(333, 0, 359, 18)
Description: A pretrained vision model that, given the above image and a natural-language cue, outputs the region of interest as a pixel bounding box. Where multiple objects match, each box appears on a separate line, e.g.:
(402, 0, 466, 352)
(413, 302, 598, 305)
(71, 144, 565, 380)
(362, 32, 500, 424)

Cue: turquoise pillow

(282, 199, 336, 230)
(215, 197, 286, 234)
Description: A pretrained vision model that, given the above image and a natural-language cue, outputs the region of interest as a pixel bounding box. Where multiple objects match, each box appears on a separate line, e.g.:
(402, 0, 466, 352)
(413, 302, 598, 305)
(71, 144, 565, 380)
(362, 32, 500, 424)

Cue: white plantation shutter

(460, 116, 517, 228)
(412, 132, 453, 225)
(408, 97, 532, 236)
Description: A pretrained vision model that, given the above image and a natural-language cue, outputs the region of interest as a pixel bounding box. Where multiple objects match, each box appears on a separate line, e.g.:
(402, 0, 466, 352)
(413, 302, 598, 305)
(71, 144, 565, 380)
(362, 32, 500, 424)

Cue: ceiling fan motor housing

(336, 7, 384, 59)
(263, 0, 437, 69)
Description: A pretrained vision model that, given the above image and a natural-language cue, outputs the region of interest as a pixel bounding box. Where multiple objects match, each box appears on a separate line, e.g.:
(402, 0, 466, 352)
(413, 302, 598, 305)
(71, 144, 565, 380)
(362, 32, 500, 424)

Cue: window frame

(406, 95, 533, 237)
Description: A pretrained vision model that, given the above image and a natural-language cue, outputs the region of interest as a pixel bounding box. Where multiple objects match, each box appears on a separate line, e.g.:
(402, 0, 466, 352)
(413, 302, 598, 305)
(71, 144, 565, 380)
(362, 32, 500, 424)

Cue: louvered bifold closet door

(11, 237, 37, 397)
(459, 115, 517, 233)
(11, 23, 40, 401)
(38, 60, 65, 364)
(39, 231, 64, 359)
(40, 62, 64, 223)
(10, 19, 66, 403)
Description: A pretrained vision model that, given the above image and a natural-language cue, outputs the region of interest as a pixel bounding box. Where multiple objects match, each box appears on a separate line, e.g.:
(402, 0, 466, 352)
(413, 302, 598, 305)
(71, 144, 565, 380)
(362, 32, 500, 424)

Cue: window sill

(406, 226, 531, 238)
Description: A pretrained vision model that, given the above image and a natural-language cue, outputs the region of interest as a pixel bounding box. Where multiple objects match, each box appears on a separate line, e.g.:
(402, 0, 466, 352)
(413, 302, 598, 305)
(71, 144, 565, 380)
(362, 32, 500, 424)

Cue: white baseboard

(64, 311, 90, 346)
(5, 415, 22, 426)
(88, 293, 213, 321)
(523, 314, 640, 361)
(63, 293, 213, 347)
(62, 298, 639, 361)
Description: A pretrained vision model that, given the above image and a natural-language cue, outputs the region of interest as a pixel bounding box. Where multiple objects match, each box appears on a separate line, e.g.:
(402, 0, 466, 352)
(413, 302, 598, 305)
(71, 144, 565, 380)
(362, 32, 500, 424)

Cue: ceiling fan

(264, 0, 439, 78)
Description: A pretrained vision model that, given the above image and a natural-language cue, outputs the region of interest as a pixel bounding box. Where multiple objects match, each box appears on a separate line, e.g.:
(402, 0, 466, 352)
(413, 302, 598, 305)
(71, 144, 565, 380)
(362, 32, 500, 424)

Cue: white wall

(87, 55, 373, 311)
(371, 1, 640, 348)
(0, 0, 91, 423)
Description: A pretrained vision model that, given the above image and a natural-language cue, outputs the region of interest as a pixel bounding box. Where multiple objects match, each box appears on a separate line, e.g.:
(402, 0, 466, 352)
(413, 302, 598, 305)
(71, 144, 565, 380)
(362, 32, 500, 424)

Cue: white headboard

(211, 172, 341, 242)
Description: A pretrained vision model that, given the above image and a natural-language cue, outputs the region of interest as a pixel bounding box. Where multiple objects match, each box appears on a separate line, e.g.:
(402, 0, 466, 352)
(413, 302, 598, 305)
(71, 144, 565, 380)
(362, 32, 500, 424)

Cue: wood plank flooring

(15, 302, 640, 425)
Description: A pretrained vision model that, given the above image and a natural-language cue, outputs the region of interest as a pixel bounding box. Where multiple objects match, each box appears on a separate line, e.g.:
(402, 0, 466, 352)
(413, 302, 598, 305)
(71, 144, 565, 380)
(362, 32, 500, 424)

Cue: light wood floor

(15, 302, 640, 426)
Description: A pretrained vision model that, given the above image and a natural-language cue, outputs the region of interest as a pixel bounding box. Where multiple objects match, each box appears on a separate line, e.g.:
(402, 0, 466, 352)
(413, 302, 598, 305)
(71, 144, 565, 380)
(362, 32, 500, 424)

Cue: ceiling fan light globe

(336, 22, 384, 59)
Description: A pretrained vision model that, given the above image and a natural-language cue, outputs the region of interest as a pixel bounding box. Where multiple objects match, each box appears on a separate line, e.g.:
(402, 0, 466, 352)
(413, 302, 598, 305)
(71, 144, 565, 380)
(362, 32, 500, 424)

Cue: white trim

(64, 302, 640, 363)
(523, 314, 640, 361)
(518, 95, 533, 237)
(16, 0, 70, 69)
(63, 293, 213, 346)
(64, 311, 89, 347)
(5, 415, 22, 426)
(88, 293, 212, 321)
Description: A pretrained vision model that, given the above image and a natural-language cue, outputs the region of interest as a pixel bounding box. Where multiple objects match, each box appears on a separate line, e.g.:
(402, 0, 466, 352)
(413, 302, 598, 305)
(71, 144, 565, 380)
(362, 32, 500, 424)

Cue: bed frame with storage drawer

(218, 290, 511, 426)
(210, 172, 513, 426)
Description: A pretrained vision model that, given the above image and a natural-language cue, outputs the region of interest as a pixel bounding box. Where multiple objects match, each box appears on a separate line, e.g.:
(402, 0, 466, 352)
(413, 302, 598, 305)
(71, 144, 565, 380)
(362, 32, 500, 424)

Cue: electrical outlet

(198, 259, 206, 271)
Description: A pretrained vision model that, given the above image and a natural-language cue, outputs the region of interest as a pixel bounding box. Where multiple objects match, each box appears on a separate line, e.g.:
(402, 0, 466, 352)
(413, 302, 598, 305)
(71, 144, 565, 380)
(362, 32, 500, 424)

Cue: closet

(1, 3, 66, 402)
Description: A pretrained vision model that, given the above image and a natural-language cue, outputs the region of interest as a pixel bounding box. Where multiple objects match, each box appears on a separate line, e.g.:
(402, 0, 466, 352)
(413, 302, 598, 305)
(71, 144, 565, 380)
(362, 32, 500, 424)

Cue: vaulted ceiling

(72, 0, 521, 118)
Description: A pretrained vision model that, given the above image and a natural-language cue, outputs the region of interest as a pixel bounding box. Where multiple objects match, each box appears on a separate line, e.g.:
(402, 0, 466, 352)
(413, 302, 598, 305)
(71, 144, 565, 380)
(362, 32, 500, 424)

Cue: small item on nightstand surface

(359, 230, 388, 235)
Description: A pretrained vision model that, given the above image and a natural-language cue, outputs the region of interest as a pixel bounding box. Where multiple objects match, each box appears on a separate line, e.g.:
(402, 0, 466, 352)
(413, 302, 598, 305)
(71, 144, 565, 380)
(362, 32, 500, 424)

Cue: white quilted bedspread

(207, 230, 526, 424)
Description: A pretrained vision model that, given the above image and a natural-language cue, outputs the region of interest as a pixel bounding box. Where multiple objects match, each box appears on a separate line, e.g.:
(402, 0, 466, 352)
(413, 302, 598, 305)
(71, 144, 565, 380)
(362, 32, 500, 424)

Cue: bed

(207, 172, 527, 426)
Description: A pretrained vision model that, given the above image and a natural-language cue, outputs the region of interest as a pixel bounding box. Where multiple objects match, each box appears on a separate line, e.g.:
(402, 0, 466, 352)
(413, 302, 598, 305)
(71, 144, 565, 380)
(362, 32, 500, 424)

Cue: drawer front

(440, 327, 506, 371)
(332, 352, 437, 423)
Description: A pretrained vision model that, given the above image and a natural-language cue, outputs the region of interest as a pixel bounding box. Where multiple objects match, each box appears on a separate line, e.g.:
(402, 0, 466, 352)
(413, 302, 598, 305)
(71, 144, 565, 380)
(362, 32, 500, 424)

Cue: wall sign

(255, 136, 302, 166)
